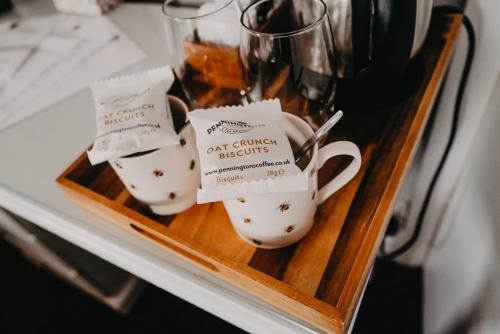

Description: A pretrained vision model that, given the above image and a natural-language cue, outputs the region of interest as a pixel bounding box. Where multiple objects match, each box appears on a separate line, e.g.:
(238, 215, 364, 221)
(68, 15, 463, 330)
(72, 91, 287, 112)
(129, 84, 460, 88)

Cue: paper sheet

(0, 14, 146, 130)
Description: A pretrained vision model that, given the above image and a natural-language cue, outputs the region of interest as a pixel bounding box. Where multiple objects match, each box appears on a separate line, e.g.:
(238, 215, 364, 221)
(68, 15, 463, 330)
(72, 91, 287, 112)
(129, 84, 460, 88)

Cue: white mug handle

(317, 141, 362, 204)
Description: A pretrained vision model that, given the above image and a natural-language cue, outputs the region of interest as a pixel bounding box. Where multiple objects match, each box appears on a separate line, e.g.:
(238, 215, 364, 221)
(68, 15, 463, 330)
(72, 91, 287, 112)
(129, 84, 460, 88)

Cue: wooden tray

(57, 14, 461, 333)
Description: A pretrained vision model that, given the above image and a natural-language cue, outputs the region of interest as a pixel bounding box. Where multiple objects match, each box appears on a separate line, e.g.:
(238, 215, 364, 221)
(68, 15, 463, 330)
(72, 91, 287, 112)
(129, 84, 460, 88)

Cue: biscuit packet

(188, 99, 308, 203)
(87, 66, 178, 165)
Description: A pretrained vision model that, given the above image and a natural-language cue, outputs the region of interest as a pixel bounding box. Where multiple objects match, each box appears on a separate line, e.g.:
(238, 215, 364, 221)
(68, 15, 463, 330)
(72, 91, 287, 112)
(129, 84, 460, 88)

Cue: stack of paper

(0, 14, 146, 131)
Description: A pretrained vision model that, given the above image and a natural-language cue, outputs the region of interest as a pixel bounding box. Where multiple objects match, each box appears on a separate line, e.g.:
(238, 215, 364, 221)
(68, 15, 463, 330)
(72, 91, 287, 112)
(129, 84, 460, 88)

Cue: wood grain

(56, 14, 462, 333)
(281, 145, 373, 296)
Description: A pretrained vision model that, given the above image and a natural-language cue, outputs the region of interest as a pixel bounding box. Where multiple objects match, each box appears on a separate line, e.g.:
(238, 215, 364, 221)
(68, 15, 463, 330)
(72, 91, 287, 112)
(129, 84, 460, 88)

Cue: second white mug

(223, 112, 362, 249)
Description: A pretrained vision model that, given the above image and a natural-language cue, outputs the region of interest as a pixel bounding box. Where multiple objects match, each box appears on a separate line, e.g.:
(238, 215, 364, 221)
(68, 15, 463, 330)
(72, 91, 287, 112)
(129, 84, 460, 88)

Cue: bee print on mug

(277, 201, 290, 212)
(153, 169, 164, 177)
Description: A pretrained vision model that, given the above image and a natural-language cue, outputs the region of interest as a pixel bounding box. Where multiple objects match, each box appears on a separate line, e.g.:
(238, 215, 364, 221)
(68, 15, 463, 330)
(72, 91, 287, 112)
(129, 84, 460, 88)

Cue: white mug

(223, 112, 362, 249)
(110, 95, 200, 215)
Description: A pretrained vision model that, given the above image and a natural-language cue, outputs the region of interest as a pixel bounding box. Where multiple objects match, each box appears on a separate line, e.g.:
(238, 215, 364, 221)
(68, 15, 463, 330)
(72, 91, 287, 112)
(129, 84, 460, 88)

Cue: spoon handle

(294, 110, 343, 163)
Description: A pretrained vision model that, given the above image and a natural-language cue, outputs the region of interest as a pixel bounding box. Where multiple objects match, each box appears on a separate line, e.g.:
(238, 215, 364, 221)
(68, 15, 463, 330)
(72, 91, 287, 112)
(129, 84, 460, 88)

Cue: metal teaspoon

(294, 110, 344, 164)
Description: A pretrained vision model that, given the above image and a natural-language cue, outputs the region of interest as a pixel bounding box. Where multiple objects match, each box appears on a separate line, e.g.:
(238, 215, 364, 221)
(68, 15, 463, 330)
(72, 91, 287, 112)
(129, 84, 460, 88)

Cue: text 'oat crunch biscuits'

(87, 66, 178, 165)
(188, 99, 308, 203)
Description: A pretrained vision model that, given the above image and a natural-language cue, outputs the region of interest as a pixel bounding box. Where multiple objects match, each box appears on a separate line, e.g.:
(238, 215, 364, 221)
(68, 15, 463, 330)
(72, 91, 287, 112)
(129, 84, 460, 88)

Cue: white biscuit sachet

(188, 99, 308, 203)
(87, 66, 178, 165)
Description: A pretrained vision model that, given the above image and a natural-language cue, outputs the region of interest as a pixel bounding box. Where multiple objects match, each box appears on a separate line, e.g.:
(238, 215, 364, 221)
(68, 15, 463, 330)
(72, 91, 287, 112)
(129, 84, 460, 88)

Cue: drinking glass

(240, 0, 337, 130)
(162, 0, 246, 108)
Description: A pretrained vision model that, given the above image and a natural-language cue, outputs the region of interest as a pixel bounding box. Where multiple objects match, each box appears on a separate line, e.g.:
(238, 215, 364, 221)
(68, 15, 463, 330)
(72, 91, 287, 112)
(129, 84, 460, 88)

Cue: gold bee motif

(237, 198, 245, 203)
(251, 239, 262, 246)
(153, 169, 164, 177)
(190, 160, 196, 170)
(277, 201, 290, 212)
(285, 225, 295, 233)
(169, 192, 176, 199)
(179, 138, 186, 147)
(243, 218, 251, 224)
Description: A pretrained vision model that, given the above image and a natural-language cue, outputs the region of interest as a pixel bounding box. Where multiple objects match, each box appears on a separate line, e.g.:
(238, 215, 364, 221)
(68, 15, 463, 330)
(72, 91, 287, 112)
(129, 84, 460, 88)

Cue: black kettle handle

(352, 0, 417, 79)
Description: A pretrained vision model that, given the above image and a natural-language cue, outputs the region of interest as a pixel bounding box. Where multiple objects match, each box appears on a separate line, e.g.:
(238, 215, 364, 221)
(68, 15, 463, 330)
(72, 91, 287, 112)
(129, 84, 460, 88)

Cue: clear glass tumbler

(162, 0, 246, 108)
(240, 0, 337, 130)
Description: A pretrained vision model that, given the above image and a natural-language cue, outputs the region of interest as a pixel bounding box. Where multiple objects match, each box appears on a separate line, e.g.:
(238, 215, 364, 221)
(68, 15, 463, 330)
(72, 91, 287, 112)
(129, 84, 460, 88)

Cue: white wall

(423, 0, 500, 331)
(383, 0, 500, 332)
(425, 73, 500, 334)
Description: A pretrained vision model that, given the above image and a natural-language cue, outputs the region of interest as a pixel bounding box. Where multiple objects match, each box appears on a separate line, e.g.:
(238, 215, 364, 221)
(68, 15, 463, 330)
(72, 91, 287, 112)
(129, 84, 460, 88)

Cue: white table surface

(0, 2, 364, 333)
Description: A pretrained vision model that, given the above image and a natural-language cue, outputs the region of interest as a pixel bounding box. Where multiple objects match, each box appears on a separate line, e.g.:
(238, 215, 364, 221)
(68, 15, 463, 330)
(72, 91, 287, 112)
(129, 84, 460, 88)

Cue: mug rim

(240, 0, 329, 39)
(168, 94, 190, 133)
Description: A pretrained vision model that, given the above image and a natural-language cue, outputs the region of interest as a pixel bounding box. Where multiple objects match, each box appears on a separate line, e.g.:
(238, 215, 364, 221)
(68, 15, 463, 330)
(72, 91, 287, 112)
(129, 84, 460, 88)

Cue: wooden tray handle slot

(129, 224, 219, 273)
